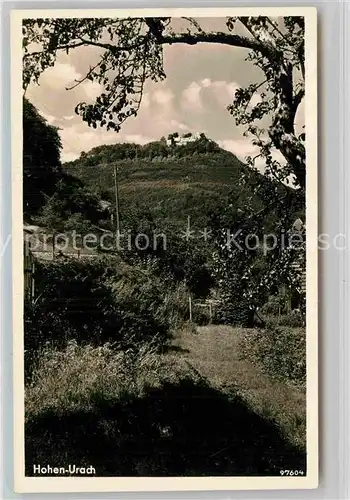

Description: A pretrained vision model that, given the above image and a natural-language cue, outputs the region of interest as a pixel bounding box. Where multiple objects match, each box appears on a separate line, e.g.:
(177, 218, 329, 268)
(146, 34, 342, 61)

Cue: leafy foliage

(272, 311, 304, 328)
(23, 98, 108, 230)
(209, 181, 305, 326)
(239, 326, 306, 388)
(24, 256, 190, 380)
(23, 17, 166, 131)
(23, 97, 62, 216)
(33, 176, 108, 232)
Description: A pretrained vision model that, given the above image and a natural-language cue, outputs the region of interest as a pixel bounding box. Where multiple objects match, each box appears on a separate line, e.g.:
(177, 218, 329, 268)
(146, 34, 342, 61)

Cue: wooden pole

(31, 261, 35, 303)
(113, 164, 121, 236)
(189, 294, 192, 322)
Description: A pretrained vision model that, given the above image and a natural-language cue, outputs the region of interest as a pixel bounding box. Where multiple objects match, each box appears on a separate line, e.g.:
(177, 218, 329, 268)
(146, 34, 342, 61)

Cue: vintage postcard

(11, 7, 318, 492)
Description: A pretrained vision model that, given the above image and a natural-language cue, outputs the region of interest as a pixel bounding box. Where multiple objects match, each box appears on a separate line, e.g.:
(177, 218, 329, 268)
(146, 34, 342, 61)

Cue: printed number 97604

(280, 470, 305, 476)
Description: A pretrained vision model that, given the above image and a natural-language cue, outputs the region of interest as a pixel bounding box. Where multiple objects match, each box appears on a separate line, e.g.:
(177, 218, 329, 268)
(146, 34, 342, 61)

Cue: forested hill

(63, 134, 261, 229)
(24, 99, 303, 239)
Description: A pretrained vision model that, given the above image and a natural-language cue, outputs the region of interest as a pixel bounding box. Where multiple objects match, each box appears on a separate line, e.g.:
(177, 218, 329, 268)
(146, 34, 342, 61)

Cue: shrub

(263, 310, 305, 328)
(260, 294, 290, 316)
(239, 327, 306, 388)
(193, 304, 211, 325)
(214, 296, 255, 327)
(277, 311, 305, 328)
(25, 257, 189, 379)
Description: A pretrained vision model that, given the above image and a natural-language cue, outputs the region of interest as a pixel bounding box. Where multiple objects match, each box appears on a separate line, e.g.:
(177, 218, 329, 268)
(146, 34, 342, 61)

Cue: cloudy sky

(26, 17, 304, 168)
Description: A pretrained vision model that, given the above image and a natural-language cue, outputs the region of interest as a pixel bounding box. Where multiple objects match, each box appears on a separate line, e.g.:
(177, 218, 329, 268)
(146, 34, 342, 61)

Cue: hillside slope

(63, 136, 260, 229)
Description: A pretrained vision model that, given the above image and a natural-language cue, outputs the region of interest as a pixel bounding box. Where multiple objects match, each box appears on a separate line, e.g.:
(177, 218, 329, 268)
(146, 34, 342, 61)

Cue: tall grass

(25, 339, 193, 422)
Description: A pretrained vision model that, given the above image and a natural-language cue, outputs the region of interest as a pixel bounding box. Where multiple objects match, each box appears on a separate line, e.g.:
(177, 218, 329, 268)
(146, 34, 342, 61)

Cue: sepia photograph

(12, 7, 317, 492)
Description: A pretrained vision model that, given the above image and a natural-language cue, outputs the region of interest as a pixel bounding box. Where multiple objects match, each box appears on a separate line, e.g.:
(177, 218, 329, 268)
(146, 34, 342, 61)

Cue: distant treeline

(65, 133, 230, 168)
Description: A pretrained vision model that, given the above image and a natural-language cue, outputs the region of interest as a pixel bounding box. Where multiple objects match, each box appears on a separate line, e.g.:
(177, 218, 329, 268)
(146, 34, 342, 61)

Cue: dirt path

(174, 325, 306, 449)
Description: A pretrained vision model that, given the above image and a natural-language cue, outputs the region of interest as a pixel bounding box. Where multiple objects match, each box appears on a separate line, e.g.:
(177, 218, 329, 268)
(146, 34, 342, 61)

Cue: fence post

(31, 261, 35, 303)
(189, 294, 192, 322)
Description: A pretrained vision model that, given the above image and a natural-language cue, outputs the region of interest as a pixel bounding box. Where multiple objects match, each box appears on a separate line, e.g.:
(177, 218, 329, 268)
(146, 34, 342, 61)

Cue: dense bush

(265, 311, 305, 328)
(33, 176, 109, 232)
(192, 303, 211, 325)
(23, 98, 62, 217)
(260, 294, 291, 316)
(24, 257, 189, 379)
(213, 296, 256, 327)
(239, 327, 306, 388)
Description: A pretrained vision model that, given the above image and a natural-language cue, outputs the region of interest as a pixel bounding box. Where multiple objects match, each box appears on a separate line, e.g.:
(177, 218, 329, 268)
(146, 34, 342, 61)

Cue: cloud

(294, 99, 305, 136)
(152, 88, 174, 106)
(61, 151, 80, 163)
(39, 63, 82, 90)
(58, 120, 157, 162)
(83, 81, 103, 101)
(182, 79, 241, 110)
(141, 93, 150, 109)
(40, 111, 57, 125)
(250, 92, 262, 107)
(169, 119, 189, 131)
(123, 134, 153, 145)
(201, 78, 212, 88)
(209, 81, 241, 107)
(218, 138, 286, 173)
(182, 82, 202, 110)
(29, 45, 274, 163)
(187, 79, 261, 110)
(218, 138, 258, 160)
(59, 123, 118, 161)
